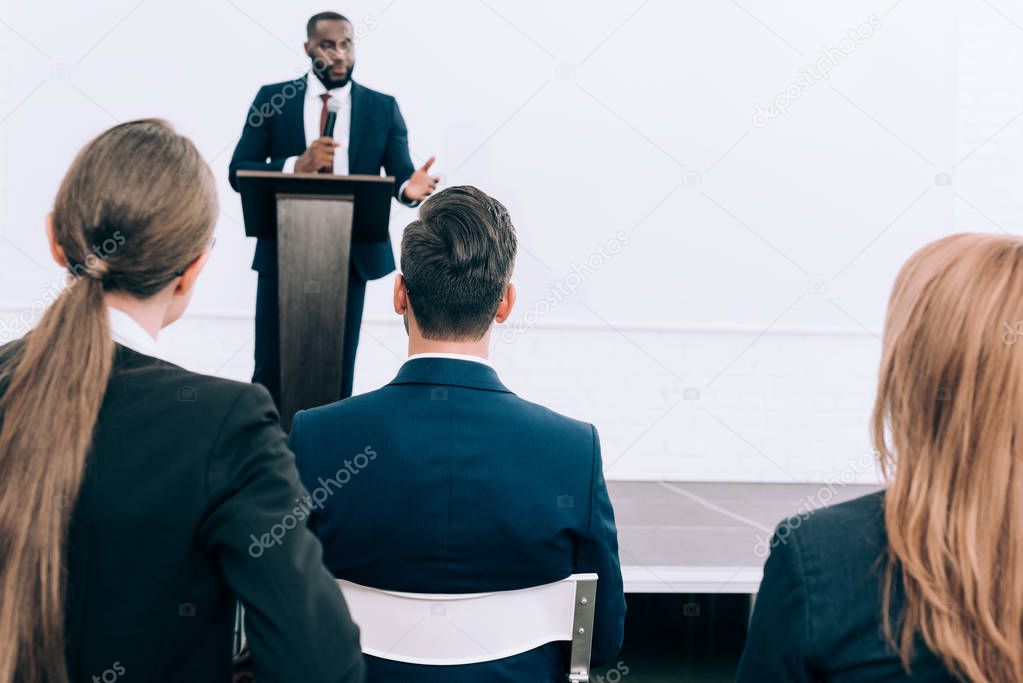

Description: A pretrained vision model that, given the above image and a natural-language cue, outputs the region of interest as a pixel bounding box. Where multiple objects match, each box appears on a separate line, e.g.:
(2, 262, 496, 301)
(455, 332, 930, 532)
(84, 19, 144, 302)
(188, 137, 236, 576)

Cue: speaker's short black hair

(307, 11, 350, 37)
(401, 186, 517, 341)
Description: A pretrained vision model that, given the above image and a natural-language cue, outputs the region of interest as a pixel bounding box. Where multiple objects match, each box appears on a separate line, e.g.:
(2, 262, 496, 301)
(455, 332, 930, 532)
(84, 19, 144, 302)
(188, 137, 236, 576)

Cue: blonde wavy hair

(874, 232, 1023, 682)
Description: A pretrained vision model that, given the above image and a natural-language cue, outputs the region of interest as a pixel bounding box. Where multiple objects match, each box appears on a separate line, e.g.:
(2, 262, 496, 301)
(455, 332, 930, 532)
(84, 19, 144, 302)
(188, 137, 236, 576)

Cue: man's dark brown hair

(400, 186, 517, 340)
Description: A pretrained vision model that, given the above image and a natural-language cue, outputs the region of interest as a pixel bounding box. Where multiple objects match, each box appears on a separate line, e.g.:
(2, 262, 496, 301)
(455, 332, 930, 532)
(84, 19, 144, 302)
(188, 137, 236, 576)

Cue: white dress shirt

(405, 352, 493, 368)
(282, 72, 413, 201)
(283, 74, 351, 175)
(108, 306, 163, 359)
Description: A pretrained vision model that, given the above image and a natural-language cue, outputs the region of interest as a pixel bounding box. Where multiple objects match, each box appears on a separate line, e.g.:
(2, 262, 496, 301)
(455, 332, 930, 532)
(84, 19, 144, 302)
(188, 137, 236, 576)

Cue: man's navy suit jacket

(228, 75, 415, 280)
(289, 358, 627, 683)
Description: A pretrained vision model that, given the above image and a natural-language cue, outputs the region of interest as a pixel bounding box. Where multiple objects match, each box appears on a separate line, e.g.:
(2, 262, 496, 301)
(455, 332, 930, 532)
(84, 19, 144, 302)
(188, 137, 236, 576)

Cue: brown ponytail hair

(0, 119, 217, 683)
(874, 233, 1023, 682)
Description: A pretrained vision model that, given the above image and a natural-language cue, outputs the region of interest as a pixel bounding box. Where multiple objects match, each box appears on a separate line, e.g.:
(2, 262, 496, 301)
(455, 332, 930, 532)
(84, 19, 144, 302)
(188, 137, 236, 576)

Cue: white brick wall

(954, 0, 1023, 231)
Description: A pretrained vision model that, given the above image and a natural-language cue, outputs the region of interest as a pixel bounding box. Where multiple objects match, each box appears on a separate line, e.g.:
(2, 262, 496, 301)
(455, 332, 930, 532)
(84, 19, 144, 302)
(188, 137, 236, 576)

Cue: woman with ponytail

(737, 233, 1023, 682)
(0, 120, 363, 683)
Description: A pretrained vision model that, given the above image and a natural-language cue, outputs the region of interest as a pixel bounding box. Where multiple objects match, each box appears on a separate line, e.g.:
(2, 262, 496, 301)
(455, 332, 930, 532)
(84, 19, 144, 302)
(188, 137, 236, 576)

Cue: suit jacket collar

(388, 357, 513, 394)
(348, 80, 365, 169)
(283, 77, 306, 153)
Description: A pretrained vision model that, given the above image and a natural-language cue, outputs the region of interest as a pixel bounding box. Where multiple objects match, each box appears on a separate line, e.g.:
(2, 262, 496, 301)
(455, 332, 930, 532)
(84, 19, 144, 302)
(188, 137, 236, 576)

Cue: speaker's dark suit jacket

(737, 491, 958, 682)
(289, 357, 627, 683)
(228, 75, 416, 402)
(0, 339, 364, 683)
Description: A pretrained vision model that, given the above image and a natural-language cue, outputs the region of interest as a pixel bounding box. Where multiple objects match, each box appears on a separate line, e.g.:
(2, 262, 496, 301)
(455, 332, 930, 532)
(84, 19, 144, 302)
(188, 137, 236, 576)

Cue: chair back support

(338, 573, 598, 681)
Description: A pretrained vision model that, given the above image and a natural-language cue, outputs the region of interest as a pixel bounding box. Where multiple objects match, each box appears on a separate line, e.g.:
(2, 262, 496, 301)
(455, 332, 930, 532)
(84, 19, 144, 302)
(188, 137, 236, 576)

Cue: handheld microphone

(323, 97, 341, 138)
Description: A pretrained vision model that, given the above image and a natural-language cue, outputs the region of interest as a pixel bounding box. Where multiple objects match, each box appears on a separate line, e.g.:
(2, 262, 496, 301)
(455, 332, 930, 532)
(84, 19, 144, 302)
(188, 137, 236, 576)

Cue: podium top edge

(236, 170, 395, 184)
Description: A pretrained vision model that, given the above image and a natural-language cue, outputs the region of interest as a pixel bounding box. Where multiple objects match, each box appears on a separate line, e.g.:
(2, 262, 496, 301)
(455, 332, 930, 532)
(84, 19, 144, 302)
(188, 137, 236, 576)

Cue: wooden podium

(235, 170, 394, 430)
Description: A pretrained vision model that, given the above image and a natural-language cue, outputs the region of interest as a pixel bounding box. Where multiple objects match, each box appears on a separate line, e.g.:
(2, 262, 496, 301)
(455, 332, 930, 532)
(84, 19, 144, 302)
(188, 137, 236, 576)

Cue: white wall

(0, 0, 1000, 483)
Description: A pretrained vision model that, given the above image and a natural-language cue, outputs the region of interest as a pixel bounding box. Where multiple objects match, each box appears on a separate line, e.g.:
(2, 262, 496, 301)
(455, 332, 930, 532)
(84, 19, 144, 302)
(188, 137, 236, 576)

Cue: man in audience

(289, 186, 626, 682)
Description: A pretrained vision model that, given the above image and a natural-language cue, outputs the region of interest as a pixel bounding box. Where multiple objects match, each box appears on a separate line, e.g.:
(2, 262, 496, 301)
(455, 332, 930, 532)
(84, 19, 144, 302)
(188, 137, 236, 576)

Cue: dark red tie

(319, 93, 331, 137)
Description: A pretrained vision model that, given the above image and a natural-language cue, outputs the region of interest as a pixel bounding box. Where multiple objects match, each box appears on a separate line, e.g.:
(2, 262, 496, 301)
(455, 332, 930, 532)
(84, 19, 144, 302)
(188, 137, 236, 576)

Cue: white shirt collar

(108, 306, 162, 359)
(406, 352, 493, 368)
(306, 71, 352, 102)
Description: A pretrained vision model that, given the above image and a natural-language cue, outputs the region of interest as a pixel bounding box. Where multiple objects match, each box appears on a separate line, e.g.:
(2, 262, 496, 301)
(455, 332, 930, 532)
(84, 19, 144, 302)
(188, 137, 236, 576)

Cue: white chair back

(338, 573, 599, 682)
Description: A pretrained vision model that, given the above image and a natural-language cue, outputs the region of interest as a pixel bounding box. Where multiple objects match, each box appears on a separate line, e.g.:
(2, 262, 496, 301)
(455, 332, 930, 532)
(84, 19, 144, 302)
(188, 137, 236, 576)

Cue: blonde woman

(0, 120, 363, 683)
(738, 233, 1023, 682)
